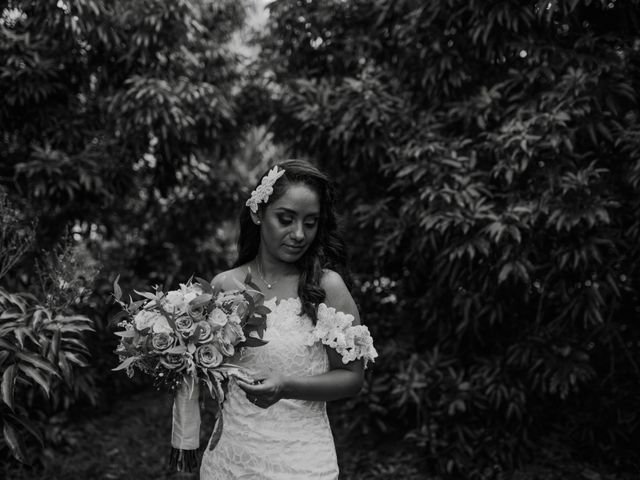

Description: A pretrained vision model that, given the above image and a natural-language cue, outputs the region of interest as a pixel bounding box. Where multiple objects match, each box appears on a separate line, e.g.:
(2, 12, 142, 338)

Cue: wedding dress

(200, 297, 341, 479)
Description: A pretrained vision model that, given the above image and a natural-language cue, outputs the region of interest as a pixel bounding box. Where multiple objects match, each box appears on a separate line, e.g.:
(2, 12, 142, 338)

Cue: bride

(195, 159, 377, 479)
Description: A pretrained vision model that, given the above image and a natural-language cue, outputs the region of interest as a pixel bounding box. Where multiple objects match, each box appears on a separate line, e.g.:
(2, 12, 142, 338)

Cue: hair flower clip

(246, 166, 286, 213)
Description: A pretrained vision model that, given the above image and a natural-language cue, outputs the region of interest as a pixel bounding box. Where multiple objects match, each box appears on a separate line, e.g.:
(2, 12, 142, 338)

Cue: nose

(290, 221, 305, 242)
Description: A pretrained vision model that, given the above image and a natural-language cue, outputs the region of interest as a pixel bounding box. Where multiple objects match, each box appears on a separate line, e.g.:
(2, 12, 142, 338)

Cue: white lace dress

(200, 297, 339, 479)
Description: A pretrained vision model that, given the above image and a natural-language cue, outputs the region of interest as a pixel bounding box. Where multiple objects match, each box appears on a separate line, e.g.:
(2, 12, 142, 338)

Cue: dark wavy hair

(234, 159, 348, 323)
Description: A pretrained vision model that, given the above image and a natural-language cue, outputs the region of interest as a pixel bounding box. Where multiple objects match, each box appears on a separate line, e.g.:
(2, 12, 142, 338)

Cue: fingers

(237, 380, 263, 395)
(245, 393, 271, 408)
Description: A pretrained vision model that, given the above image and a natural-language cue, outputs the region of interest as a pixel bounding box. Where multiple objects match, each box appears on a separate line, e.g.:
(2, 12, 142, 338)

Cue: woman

(198, 159, 377, 479)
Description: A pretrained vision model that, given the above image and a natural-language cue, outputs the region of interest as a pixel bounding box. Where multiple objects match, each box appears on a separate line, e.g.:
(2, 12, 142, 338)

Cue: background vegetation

(1, 0, 639, 478)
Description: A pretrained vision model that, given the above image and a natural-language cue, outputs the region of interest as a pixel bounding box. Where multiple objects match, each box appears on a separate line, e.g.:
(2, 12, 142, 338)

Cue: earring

(256, 220, 261, 225)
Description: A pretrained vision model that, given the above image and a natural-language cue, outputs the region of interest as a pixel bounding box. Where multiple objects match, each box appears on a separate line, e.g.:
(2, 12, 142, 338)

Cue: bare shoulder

(211, 265, 250, 291)
(320, 269, 360, 324)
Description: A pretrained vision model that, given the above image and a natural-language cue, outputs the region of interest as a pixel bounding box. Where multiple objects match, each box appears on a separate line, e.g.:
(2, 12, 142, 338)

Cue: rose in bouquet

(111, 273, 269, 470)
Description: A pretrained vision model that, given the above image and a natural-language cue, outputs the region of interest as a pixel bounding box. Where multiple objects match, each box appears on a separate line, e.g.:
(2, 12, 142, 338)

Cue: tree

(259, 0, 640, 476)
(0, 0, 253, 464)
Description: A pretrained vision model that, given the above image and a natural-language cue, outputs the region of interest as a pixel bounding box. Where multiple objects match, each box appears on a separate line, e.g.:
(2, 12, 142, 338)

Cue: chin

(280, 247, 308, 262)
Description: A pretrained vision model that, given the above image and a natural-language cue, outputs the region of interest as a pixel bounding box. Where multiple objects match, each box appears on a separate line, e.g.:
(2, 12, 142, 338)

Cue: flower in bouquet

(151, 331, 176, 352)
(195, 344, 223, 368)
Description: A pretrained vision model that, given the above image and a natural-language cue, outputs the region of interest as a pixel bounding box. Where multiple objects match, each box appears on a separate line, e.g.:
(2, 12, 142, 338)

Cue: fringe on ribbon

(168, 447, 199, 473)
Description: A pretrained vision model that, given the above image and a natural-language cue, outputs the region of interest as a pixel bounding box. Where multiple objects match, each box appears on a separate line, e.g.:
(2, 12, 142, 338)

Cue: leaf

(165, 345, 187, 354)
(234, 277, 251, 292)
(189, 294, 213, 308)
(112, 356, 140, 372)
(207, 404, 224, 451)
(188, 324, 204, 343)
(114, 330, 135, 338)
(17, 364, 51, 397)
(113, 274, 122, 301)
(239, 336, 268, 348)
(134, 290, 157, 301)
(253, 305, 271, 316)
(1, 364, 17, 410)
(3, 420, 29, 464)
(5, 413, 44, 448)
(14, 352, 59, 377)
(0, 338, 17, 352)
(195, 277, 214, 295)
(49, 328, 61, 361)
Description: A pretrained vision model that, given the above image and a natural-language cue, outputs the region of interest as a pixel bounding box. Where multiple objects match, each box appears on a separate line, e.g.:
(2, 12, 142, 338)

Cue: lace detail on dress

(200, 297, 338, 480)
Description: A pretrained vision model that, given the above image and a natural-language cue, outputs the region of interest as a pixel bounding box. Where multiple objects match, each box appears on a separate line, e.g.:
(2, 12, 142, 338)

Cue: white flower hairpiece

(245, 166, 286, 214)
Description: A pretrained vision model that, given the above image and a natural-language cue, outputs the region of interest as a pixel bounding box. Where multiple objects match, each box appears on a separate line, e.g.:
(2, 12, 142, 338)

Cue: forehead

(270, 183, 320, 215)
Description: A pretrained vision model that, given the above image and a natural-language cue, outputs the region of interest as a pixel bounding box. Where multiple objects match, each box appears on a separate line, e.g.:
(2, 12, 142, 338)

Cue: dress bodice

(200, 297, 339, 480)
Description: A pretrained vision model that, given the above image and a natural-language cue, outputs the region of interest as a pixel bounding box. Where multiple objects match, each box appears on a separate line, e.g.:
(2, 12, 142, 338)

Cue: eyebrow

(274, 207, 320, 217)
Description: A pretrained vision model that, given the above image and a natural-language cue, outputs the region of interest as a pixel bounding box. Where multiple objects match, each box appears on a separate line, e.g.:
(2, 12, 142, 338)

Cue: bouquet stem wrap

(169, 377, 201, 472)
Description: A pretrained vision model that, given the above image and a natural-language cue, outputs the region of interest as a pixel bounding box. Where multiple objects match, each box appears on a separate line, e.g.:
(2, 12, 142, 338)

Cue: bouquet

(111, 273, 269, 471)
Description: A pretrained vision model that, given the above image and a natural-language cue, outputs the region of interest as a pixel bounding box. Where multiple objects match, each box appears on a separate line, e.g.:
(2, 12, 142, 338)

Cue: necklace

(255, 262, 280, 290)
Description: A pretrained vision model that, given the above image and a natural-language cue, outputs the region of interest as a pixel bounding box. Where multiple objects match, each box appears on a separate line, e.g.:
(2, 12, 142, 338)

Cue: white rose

(151, 316, 173, 334)
(165, 290, 186, 313)
(208, 308, 228, 329)
(184, 291, 198, 304)
(134, 310, 158, 331)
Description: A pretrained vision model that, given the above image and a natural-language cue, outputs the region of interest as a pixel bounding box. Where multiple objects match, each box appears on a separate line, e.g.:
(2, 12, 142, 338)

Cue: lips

(283, 244, 305, 252)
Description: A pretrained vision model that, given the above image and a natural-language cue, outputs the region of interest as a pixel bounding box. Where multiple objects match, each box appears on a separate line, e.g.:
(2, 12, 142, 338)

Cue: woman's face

(258, 183, 321, 264)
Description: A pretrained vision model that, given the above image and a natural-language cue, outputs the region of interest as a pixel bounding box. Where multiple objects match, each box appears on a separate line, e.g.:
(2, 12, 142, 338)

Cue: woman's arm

(238, 270, 364, 406)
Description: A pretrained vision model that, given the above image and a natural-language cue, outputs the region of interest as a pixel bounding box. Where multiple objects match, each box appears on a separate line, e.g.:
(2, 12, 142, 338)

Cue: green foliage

(260, 0, 640, 476)
(0, 0, 254, 466)
(0, 287, 94, 463)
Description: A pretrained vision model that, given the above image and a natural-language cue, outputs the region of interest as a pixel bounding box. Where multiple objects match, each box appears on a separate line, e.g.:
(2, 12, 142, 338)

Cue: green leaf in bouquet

(253, 305, 271, 316)
(232, 277, 247, 292)
(136, 326, 151, 336)
(166, 345, 187, 354)
(195, 277, 214, 295)
(244, 315, 264, 327)
(243, 270, 262, 294)
(112, 356, 140, 371)
(134, 290, 157, 301)
(113, 275, 122, 301)
(189, 293, 213, 309)
(238, 336, 268, 348)
(242, 291, 255, 312)
(188, 324, 204, 344)
(127, 299, 147, 314)
(114, 329, 135, 338)
(207, 402, 224, 451)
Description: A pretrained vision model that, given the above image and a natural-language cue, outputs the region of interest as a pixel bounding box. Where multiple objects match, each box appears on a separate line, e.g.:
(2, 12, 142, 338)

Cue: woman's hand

(237, 373, 289, 409)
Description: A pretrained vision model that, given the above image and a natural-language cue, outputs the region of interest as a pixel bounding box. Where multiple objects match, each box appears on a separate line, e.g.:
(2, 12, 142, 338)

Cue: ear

(249, 210, 262, 225)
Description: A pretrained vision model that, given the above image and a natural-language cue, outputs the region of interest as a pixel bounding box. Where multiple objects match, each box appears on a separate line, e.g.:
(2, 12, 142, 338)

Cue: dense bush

(259, 0, 640, 476)
(0, 0, 254, 465)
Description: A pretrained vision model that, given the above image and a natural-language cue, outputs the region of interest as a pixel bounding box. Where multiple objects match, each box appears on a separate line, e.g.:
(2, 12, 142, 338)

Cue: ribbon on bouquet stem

(169, 376, 201, 472)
